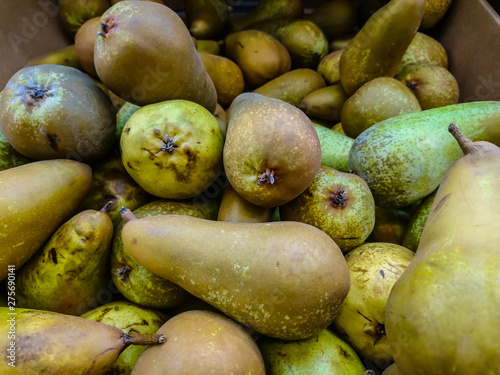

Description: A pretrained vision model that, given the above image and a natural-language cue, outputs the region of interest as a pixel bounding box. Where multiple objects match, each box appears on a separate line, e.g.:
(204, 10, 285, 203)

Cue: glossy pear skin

(385, 126, 500, 374)
(121, 215, 351, 340)
(348, 101, 500, 208)
(0, 159, 92, 280)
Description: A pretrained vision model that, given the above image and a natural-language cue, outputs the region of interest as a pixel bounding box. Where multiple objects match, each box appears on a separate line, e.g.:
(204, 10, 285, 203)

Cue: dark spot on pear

(50, 248, 58, 264)
(47, 133, 59, 151)
(338, 346, 351, 359)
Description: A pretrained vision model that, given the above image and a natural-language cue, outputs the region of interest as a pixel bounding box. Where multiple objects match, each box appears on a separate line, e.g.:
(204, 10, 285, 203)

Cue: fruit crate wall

(1, 0, 500, 103)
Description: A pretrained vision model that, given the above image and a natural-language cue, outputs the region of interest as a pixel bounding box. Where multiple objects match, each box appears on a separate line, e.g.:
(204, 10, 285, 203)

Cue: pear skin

(366, 206, 410, 245)
(312, 123, 353, 172)
(58, 0, 110, 37)
(420, 0, 453, 29)
(385, 125, 500, 374)
(382, 363, 402, 375)
(0, 159, 92, 280)
(317, 49, 343, 85)
(196, 39, 221, 55)
(185, 0, 230, 40)
(217, 184, 274, 223)
(23, 44, 84, 71)
(15, 205, 114, 315)
(121, 213, 350, 340)
(0, 307, 165, 374)
(305, 0, 359, 41)
(298, 84, 348, 122)
(339, 0, 427, 96)
(348, 101, 500, 208)
(253, 68, 326, 106)
(74, 16, 101, 77)
(0, 128, 32, 172)
(398, 31, 448, 74)
(131, 310, 265, 374)
(401, 190, 437, 251)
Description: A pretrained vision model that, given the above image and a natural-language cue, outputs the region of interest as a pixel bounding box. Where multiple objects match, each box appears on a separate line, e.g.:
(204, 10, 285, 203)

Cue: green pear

(348, 101, 500, 208)
(298, 84, 348, 122)
(111, 198, 218, 310)
(305, 0, 359, 41)
(0, 159, 92, 280)
(332, 242, 414, 369)
(366, 206, 410, 245)
(15, 204, 114, 315)
(341, 77, 421, 139)
(258, 328, 366, 374)
(231, 0, 303, 31)
(280, 165, 376, 253)
(120, 99, 224, 200)
(58, 0, 110, 37)
(0, 127, 32, 172)
(339, 0, 427, 96)
(131, 310, 265, 374)
(120, 211, 351, 340)
(82, 301, 167, 374)
(0, 307, 165, 374)
(223, 93, 321, 208)
(317, 50, 343, 85)
(185, 0, 230, 40)
(217, 184, 274, 223)
(397, 65, 459, 110)
(253, 68, 326, 106)
(401, 190, 437, 251)
(312, 123, 353, 172)
(196, 39, 221, 55)
(116, 102, 141, 148)
(385, 125, 500, 374)
(398, 32, 448, 74)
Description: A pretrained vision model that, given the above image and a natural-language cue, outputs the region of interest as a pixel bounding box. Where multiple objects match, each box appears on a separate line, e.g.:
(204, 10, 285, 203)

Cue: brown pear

(217, 184, 274, 223)
(74, 16, 101, 77)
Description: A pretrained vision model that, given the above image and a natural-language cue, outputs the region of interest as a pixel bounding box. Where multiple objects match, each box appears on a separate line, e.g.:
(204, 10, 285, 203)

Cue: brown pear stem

(448, 123, 475, 155)
(100, 201, 113, 213)
(122, 331, 166, 347)
(119, 206, 138, 222)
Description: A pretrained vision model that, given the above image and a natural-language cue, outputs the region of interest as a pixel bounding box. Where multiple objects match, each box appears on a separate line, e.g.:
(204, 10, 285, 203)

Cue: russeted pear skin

(94, 1, 217, 112)
(0, 160, 92, 280)
(121, 214, 351, 340)
(385, 124, 500, 374)
(0, 308, 165, 374)
(131, 310, 265, 374)
(339, 0, 427, 96)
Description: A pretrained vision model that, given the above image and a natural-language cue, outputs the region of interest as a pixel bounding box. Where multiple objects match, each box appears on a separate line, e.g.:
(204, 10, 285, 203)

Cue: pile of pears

(1, 0, 499, 374)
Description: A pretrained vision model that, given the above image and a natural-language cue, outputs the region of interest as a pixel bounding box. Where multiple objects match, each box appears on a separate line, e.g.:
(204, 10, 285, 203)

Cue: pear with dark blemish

(258, 328, 366, 374)
(15, 203, 114, 316)
(120, 207, 350, 340)
(332, 242, 414, 370)
(120, 99, 224, 200)
(223, 92, 321, 208)
(385, 125, 500, 373)
(280, 165, 376, 253)
(0, 307, 165, 374)
(82, 301, 167, 375)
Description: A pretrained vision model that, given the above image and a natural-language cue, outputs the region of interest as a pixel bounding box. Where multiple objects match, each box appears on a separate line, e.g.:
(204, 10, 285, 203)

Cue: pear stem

(122, 331, 166, 347)
(100, 201, 113, 213)
(119, 206, 137, 222)
(448, 123, 475, 155)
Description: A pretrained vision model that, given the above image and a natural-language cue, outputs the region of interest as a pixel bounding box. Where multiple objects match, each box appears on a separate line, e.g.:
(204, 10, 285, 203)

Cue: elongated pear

(121, 211, 350, 340)
(349, 101, 500, 207)
(231, 0, 303, 31)
(0, 159, 92, 280)
(0, 308, 165, 374)
(339, 0, 427, 96)
(385, 124, 500, 374)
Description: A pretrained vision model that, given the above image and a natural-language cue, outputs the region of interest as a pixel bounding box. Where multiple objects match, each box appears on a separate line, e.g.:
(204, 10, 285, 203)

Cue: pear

(82, 301, 167, 374)
(329, 34, 354, 51)
(420, 0, 453, 29)
(231, 0, 303, 32)
(253, 68, 326, 106)
(348, 101, 500, 208)
(120, 210, 350, 340)
(199, 52, 245, 108)
(131, 310, 265, 374)
(185, 0, 230, 40)
(116, 102, 141, 146)
(23, 44, 84, 71)
(74, 16, 101, 77)
(77, 157, 152, 227)
(305, 0, 359, 41)
(94, 1, 217, 111)
(401, 190, 437, 251)
(332, 242, 414, 369)
(0, 307, 165, 374)
(332, 122, 348, 136)
(58, 0, 110, 37)
(223, 93, 321, 208)
(385, 124, 500, 374)
(0, 159, 92, 280)
(196, 39, 221, 55)
(398, 32, 448, 74)
(0, 64, 116, 162)
(312, 123, 353, 173)
(0, 127, 32, 172)
(317, 50, 343, 85)
(341, 77, 421, 139)
(298, 84, 348, 122)
(120, 99, 224, 200)
(217, 184, 274, 223)
(258, 328, 366, 375)
(339, 0, 427, 96)
(214, 103, 228, 137)
(280, 165, 376, 253)
(397, 65, 459, 110)
(366, 206, 410, 245)
(111, 199, 218, 310)
(224, 30, 291, 89)
(382, 363, 401, 375)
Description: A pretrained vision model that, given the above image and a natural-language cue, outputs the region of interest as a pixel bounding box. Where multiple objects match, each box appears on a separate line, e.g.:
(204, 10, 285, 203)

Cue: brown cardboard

(1, 0, 500, 103)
